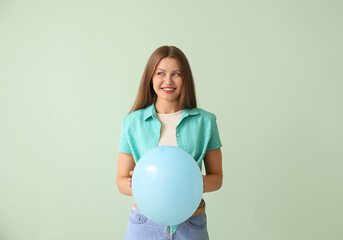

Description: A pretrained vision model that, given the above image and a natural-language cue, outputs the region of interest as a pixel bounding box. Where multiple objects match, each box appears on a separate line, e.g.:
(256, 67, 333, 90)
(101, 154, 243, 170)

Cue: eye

(157, 72, 164, 76)
(172, 72, 181, 76)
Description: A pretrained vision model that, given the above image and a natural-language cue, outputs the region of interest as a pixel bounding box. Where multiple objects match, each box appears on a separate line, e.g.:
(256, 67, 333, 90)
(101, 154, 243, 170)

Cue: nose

(165, 74, 173, 84)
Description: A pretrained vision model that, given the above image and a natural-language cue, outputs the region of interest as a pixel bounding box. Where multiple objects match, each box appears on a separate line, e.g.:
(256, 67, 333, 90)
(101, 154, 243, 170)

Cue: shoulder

(192, 107, 217, 121)
(121, 105, 155, 130)
(123, 108, 146, 123)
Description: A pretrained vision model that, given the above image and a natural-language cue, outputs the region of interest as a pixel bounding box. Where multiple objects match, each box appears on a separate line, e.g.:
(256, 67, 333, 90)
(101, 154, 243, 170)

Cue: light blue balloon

(132, 146, 203, 226)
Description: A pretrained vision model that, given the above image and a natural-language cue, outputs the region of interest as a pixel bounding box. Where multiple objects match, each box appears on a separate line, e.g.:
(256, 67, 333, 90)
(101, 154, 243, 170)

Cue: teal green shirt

(119, 104, 222, 169)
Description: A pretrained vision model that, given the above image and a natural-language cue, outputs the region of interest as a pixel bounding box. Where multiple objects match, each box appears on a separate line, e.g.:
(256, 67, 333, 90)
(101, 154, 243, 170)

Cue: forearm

(203, 174, 222, 193)
(117, 177, 133, 196)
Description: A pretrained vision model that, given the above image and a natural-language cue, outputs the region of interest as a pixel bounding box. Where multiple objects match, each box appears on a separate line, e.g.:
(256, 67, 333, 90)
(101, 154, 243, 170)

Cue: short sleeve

(206, 114, 222, 151)
(118, 117, 132, 154)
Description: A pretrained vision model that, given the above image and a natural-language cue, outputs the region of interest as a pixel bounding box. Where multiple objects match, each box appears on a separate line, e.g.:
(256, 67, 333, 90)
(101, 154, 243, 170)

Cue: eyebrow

(156, 68, 181, 72)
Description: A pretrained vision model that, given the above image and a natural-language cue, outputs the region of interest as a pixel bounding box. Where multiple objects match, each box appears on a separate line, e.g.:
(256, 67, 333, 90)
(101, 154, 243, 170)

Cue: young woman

(117, 46, 223, 240)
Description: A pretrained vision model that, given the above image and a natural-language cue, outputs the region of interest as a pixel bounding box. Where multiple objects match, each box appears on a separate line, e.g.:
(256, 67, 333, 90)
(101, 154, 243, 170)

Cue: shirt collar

(143, 103, 199, 121)
(143, 104, 157, 121)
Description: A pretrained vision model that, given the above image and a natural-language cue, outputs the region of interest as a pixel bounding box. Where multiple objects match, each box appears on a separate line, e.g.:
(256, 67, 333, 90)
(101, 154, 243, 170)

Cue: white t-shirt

(157, 110, 183, 146)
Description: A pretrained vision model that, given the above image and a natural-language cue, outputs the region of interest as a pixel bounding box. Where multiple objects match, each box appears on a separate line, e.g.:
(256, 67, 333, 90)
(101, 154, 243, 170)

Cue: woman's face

(152, 57, 183, 104)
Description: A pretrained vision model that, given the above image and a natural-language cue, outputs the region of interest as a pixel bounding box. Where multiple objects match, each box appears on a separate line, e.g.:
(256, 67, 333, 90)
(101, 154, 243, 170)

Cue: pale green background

(1, 0, 342, 239)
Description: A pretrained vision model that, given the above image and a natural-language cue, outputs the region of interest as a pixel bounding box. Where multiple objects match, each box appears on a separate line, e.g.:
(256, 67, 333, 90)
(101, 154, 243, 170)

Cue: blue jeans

(125, 207, 209, 240)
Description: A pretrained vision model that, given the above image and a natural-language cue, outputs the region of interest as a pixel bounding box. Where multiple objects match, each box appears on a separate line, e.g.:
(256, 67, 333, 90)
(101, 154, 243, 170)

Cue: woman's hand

(202, 175, 206, 193)
(128, 171, 133, 188)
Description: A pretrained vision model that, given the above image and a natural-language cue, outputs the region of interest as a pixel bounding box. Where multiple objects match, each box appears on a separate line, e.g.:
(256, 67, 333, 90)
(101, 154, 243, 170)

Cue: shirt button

(176, 133, 180, 137)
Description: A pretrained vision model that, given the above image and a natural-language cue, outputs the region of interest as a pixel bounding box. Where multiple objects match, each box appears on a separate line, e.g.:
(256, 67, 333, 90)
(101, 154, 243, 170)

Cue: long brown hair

(130, 46, 197, 113)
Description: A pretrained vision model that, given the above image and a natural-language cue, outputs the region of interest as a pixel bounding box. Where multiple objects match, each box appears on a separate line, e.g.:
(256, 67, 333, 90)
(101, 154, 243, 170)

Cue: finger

(202, 175, 206, 193)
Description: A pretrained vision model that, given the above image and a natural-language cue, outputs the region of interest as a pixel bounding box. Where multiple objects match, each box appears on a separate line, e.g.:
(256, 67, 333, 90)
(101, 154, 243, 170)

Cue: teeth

(163, 88, 174, 91)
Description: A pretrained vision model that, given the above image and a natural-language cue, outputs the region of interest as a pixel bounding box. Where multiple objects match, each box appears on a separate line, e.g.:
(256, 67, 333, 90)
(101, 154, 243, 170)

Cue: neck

(155, 99, 181, 114)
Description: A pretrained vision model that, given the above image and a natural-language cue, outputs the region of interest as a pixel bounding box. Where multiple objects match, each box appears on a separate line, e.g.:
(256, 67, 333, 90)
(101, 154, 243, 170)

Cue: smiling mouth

(161, 88, 176, 91)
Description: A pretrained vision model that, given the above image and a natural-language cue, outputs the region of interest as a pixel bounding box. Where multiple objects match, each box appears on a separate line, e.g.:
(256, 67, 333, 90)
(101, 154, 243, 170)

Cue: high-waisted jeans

(124, 207, 209, 240)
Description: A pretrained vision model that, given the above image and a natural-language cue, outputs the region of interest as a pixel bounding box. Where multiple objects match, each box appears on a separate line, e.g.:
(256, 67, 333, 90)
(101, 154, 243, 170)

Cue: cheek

(177, 78, 183, 88)
(152, 78, 161, 91)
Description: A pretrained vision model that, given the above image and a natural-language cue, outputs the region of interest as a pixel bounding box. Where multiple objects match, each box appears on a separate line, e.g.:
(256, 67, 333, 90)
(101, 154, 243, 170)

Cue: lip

(161, 87, 176, 93)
